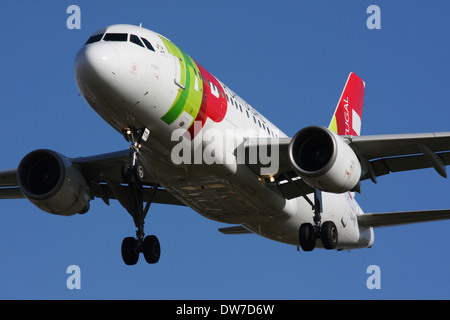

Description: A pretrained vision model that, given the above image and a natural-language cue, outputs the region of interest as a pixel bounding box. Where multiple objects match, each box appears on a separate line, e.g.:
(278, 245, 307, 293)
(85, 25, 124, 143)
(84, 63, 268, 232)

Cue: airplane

(1, 24, 450, 265)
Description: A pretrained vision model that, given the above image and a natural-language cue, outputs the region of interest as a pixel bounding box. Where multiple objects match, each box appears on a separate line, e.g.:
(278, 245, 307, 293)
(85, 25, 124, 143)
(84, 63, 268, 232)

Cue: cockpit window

(140, 37, 155, 52)
(84, 32, 156, 53)
(85, 33, 104, 45)
(130, 34, 144, 48)
(103, 33, 128, 41)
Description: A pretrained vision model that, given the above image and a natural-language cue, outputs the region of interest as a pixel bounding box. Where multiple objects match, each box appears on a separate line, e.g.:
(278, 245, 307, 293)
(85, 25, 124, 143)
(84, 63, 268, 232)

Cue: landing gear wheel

(299, 223, 316, 251)
(121, 161, 144, 184)
(321, 221, 338, 250)
(143, 235, 160, 264)
(121, 237, 139, 265)
(121, 163, 133, 183)
(133, 161, 145, 184)
(121, 127, 146, 184)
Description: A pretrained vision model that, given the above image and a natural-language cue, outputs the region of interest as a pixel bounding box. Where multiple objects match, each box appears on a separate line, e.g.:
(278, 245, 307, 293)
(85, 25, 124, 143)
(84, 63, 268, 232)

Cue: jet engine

(17, 149, 91, 216)
(289, 126, 361, 193)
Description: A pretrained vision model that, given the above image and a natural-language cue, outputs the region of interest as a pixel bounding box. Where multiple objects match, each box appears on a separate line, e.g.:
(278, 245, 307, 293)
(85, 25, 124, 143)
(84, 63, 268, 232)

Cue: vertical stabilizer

(328, 72, 365, 136)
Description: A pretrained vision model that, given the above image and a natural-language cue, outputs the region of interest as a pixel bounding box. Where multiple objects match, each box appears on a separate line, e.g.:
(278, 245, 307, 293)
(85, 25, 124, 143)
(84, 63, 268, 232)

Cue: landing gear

(121, 127, 149, 184)
(121, 234, 160, 265)
(298, 190, 338, 251)
(116, 127, 161, 265)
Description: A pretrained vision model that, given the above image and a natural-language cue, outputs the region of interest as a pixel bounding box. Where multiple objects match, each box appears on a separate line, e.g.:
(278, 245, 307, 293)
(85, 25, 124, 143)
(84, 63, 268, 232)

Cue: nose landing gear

(117, 127, 161, 265)
(121, 127, 149, 184)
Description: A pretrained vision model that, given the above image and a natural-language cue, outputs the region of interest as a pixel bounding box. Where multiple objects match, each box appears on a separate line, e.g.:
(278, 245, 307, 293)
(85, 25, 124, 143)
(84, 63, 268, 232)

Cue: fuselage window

(103, 33, 128, 41)
(130, 34, 145, 47)
(85, 33, 104, 45)
(141, 37, 155, 51)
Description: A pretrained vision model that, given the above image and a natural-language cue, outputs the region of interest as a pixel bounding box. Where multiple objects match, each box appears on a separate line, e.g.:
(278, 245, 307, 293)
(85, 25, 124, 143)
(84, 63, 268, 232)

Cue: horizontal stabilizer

(218, 226, 252, 235)
(357, 209, 450, 228)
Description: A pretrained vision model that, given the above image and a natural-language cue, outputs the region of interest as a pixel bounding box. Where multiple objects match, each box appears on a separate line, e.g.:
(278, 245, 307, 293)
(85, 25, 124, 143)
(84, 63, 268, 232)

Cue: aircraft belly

(243, 198, 315, 246)
(166, 181, 261, 223)
(144, 155, 291, 225)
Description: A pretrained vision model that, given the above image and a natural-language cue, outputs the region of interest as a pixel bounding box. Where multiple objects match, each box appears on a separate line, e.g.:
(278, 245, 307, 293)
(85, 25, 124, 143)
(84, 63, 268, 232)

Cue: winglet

(329, 72, 365, 136)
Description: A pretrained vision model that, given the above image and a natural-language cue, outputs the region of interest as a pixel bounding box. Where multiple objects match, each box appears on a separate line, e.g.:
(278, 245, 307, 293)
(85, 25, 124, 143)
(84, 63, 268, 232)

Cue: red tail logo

(329, 73, 365, 136)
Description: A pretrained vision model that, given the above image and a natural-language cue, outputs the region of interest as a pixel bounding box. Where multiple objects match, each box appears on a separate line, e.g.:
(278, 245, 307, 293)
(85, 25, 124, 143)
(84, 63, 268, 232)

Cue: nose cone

(75, 43, 119, 91)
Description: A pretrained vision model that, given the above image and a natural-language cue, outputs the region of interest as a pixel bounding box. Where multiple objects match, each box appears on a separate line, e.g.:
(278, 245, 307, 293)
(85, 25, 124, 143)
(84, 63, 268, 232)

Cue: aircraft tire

(143, 235, 160, 264)
(321, 221, 338, 249)
(133, 161, 145, 184)
(121, 237, 139, 265)
(121, 163, 133, 183)
(299, 223, 316, 251)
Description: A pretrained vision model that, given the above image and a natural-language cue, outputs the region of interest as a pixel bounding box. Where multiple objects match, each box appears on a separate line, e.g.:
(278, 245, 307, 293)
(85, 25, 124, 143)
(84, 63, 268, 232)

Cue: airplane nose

(75, 43, 119, 84)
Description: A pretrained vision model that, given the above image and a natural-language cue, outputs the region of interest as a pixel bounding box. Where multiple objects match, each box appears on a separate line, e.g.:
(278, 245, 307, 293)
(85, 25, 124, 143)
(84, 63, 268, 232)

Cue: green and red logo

(159, 37, 227, 139)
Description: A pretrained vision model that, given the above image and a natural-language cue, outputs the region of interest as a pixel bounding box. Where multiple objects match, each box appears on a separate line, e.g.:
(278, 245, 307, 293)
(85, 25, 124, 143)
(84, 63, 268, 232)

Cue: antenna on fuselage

(139, 23, 142, 27)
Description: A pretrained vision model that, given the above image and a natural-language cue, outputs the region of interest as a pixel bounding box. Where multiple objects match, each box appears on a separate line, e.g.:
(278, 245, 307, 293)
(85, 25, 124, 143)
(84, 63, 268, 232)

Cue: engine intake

(289, 126, 361, 193)
(17, 149, 90, 215)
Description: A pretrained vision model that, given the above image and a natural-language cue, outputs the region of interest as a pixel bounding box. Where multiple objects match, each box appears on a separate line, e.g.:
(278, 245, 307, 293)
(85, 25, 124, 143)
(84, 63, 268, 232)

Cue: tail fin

(328, 72, 365, 136)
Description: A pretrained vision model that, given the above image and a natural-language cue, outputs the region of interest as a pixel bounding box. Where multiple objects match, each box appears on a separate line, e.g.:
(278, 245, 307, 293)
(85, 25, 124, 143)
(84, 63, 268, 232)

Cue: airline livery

(1, 24, 450, 265)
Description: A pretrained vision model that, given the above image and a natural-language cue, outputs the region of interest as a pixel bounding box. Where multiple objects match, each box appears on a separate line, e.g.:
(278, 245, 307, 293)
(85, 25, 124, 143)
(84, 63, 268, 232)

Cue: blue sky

(0, 1, 449, 300)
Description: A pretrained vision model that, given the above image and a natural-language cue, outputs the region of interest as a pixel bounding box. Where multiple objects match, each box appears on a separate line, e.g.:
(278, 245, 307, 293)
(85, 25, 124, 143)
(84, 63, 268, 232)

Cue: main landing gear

(298, 190, 338, 251)
(119, 127, 160, 265)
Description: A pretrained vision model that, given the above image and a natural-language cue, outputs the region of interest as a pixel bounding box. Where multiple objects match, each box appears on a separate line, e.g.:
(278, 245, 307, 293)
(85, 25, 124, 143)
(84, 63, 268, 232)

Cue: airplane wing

(357, 209, 450, 228)
(0, 150, 186, 206)
(345, 132, 450, 182)
(243, 131, 450, 199)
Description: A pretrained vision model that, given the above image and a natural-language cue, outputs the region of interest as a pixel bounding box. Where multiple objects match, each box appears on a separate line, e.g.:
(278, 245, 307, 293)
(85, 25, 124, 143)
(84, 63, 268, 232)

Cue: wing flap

(369, 151, 450, 178)
(357, 209, 450, 228)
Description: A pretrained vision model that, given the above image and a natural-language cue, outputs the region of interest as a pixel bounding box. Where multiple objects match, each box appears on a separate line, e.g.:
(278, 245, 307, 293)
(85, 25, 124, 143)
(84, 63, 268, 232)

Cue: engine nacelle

(17, 149, 90, 216)
(289, 126, 361, 193)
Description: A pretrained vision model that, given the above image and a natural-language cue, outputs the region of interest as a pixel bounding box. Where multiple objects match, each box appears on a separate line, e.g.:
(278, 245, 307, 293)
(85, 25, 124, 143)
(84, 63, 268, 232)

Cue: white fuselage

(75, 24, 373, 249)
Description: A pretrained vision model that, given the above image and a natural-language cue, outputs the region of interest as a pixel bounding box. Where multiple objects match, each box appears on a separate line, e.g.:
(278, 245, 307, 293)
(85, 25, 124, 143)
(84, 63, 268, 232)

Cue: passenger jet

(1, 24, 450, 265)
